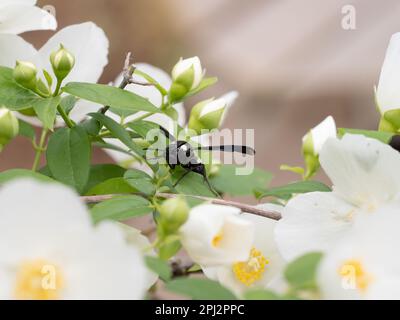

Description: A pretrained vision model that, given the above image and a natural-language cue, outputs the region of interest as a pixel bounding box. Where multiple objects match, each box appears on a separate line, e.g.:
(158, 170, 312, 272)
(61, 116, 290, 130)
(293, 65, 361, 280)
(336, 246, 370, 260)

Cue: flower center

(211, 231, 223, 247)
(14, 259, 64, 300)
(232, 247, 269, 286)
(338, 259, 373, 293)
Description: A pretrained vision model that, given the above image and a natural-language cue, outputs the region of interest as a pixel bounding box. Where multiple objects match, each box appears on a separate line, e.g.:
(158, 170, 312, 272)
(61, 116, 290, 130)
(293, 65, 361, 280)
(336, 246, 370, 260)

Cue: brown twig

(81, 193, 282, 221)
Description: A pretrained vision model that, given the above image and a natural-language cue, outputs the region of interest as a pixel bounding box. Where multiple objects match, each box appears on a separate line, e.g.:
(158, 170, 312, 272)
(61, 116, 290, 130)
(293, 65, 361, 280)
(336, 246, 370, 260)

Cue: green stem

(133, 111, 155, 122)
(134, 69, 168, 96)
(57, 105, 74, 128)
(32, 129, 48, 172)
(53, 79, 74, 128)
(53, 79, 62, 97)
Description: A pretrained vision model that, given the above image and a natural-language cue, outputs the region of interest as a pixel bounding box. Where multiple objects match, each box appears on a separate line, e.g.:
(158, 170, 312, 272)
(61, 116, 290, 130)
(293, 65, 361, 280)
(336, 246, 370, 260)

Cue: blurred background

(1, 0, 398, 187)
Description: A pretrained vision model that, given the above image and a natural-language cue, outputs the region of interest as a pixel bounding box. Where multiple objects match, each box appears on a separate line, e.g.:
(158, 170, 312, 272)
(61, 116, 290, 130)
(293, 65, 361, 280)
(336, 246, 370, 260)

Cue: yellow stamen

(212, 232, 223, 247)
(338, 259, 373, 293)
(14, 259, 64, 300)
(232, 247, 268, 286)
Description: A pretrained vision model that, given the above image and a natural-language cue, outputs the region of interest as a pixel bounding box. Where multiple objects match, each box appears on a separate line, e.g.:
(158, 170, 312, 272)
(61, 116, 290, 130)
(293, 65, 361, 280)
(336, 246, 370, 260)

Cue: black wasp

(147, 126, 256, 197)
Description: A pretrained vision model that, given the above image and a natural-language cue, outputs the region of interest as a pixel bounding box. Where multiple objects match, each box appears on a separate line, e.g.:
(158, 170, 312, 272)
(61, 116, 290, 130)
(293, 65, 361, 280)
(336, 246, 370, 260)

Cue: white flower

(103, 63, 186, 167)
(172, 56, 203, 90)
(376, 33, 400, 114)
(318, 204, 400, 299)
(0, 22, 109, 125)
(303, 116, 336, 156)
(202, 204, 285, 296)
(118, 223, 158, 288)
(275, 134, 400, 261)
(180, 204, 254, 266)
(0, 0, 57, 35)
(0, 179, 152, 300)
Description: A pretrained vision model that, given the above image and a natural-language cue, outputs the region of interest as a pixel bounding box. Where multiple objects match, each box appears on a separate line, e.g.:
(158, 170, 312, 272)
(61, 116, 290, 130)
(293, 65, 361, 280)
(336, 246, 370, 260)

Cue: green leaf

(63, 82, 159, 114)
(170, 77, 218, 103)
(89, 113, 143, 156)
(0, 67, 45, 111)
(183, 77, 218, 100)
(145, 256, 172, 282)
(338, 128, 393, 144)
(126, 120, 161, 140)
(256, 181, 331, 200)
(280, 164, 305, 176)
(0, 66, 61, 130)
(90, 195, 152, 223)
(244, 289, 281, 300)
(93, 141, 133, 156)
(85, 177, 137, 196)
(18, 120, 35, 140)
(46, 126, 91, 193)
(33, 96, 61, 130)
(43, 69, 53, 88)
(59, 95, 78, 115)
(158, 236, 182, 260)
(84, 164, 126, 194)
(0, 169, 55, 185)
(210, 165, 273, 196)
(166, 278, 236, 300)
(124, 169, 155, 195)
(284, 252, 323, 290)
(172, 168, 216, 201)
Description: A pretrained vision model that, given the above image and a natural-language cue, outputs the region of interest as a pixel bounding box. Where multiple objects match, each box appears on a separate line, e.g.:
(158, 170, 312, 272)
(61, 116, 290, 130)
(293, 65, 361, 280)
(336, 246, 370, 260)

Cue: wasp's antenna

(196, 145, 256, 155)
(158, 125, 176, 141)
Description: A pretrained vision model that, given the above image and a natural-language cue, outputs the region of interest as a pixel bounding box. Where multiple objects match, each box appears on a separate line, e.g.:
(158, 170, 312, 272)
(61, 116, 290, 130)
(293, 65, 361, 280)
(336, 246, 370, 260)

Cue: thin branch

(100, 52, 136, 114)
(81, 193, 282, 221)
(127, 79, 156, 87)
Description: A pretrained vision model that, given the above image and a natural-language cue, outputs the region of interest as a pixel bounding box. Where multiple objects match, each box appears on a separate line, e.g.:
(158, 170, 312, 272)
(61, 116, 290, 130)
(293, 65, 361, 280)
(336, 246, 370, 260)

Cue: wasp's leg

(173, 169, 191, 187)
(201, 172, 221, 198)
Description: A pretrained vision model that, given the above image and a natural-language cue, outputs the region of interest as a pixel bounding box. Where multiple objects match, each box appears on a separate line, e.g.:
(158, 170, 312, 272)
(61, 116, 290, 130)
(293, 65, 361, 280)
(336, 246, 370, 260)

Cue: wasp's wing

(195, 145, 256, 155)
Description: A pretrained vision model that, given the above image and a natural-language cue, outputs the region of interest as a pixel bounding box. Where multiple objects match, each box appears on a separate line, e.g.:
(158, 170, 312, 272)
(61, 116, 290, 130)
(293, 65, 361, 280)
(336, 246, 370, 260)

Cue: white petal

(0, 34, 37, 67)
(275, 192, 355, 261)
(376, 33, 400, 114)
(202, 204, 285, 296)
(220, 91, 238, 125)
(0, 179, 92, 264)
(180, 204, 254, 266)
(62, 222, 148, 299)
(38, 22, 109, 85)
(317, 205, 400, 299)
(0, 1, 37, 6)
(320, 134, 400, 207)
(0, 4, 56, 34)
(199, 98, 226, 118)
(118, 223, 158, 289)
(242, 206, 286, 285)
(310, 116, 336, 155)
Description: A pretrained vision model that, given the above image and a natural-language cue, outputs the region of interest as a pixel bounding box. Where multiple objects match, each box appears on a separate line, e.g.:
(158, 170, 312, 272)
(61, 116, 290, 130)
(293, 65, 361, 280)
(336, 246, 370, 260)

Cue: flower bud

(13, 61, 37, 90)
(379, 109, 400, 133)
(170, 57, 203, 101)
(0, 108, 19, 152)
(50, 44, 75, 81)
(302, 116, 336, 178)
(188, 91, 238, 135)
(158, 197, 189, 234)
